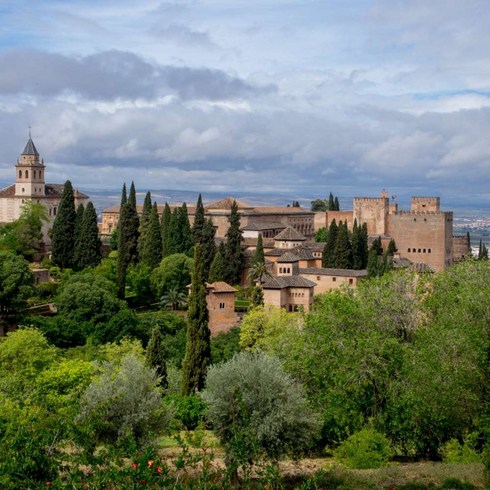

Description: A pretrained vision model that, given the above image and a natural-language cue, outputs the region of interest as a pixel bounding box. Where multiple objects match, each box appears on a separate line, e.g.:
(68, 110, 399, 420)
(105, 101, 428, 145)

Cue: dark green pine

(351, 219, 363, 270)
(328, 192, 335, 211)
(334, 196, 340, 211)
(146, 327, 168, 389)
(322, 219, 338, 268)
(209, 241, 226, 283)
(371, 236, 383, 256)
(141, 202, 163, 268)
(75, 201, 101, 270)
(51, 180, 77, 269)
(333, 221, 352, 269)
(120, 182, 127, 206)
(386, 239, 398, 256)
(181, 244, 211, 395)
(201, 218, 216, 281)
(161, 202, 172, 257)
(360, 223, 369, 268)
(224, 200, 244, 285)
(126, 181, 140, 265)
(192, 194, 205, 243)
(73, 203, 85, 270)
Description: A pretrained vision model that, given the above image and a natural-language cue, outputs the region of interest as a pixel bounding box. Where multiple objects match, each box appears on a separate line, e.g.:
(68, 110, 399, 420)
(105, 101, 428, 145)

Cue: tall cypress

(179, 203, 194, 256)
(351, 219, 363, 270)
(181, 244, 211, 394)
(146, 327, 168, 389)
(141, 202, 163, 268)
(322, 219, 338, 268)
(161, 202, 172, 257)
(201, 218, 216, 281)
(333, 221, 352, 269)
(359, 223, 369, 268)
(51, 180, 77, 269)
(120, 183, 127, 206)
(166, 207, 180, 256)
(209, 242, 226, 283)
(138, 191, 152, 256)
(328, 192, 335, 211)
(126, 181, 140, 265)
(73, 203, 85, 270)
(334, 196, 340, 211)
(224, 200, 244, 285)
(74, 201, 101, 270)
(253, 234, 265, 265)
(192, 194, 205, 243)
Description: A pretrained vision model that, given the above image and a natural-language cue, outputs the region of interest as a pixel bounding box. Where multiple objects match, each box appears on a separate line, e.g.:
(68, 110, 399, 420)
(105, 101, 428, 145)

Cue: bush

(441, 436, 481, 463)
(202, 351, 320, 475)
(333, 426, 392, 469)
(165, 394, 207, 430)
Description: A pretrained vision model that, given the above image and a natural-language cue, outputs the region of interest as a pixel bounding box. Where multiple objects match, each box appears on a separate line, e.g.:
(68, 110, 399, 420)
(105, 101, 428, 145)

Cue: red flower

(132, 463, 139, 469)
(156, 467, 163, 474)
(147, 459, 154, 468)
(45, 483, 53, 488)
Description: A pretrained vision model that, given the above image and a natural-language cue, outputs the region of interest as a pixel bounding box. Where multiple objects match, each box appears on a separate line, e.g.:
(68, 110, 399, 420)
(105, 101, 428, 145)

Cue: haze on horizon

(0, 0, 489, 204)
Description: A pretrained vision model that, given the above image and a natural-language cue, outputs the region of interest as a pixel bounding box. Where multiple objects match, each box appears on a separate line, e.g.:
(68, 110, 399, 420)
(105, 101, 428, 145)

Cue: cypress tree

(126, 181, 140, 265)
(75, 201, 101, 270)
(192, 194, 205, 243)
(360, 223, 369, 268)
(161, 202, 172, 257)
(51, 180, 77, 269)
(166, 207, 180, 256)
(371, 236, 383, 256)
(224, 200, 244, 285)
(181, 244, 211, 394)
(322, 219, 338, 268)
(120, 183, 127, 206)
(179, 203, 194, 256)
(351, 219, 363, 270)
(146, 327, 168, 389)
(253, 234, 265, 265)
(367, 248, 380, 277)
(138, 191, 152, 256)
(141, 203, 163, 268)
(333, 221, 352, 269)
(209, 242, 226, 282)
(387, 239, 397, 256)
(251, 285, 264, 307)
(201, 218, 216, 281)
(334, 196, 340, 211)
(328, 192, 335, 211)
(73, 203, 85, 270)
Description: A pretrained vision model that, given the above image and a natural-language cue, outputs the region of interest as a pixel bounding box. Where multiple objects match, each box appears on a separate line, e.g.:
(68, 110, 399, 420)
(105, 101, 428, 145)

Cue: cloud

(149, 24, 217, 49)
(0, 49, 275, 101)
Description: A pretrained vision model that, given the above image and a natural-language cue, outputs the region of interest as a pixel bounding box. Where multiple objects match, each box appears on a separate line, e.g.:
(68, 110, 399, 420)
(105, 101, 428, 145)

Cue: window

(332, 277, 336, 282)
(25, 170, 28, 178)
(53, 207, 57, 216)
(428, 248, 431, 253)
(423, 248, 426, 253)
(418, 248, 421, 253)
(22, 188, 25, 193)
(18, 170, 21, 178)
(317, 276, 321, 280)
(349, 279, 353, 285)
(219, 302, 225, 309)
(408, 248, 411, 252)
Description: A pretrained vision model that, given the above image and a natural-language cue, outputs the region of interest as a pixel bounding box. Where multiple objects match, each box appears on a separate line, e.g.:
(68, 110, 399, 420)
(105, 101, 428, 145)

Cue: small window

(53, 207, 57, 216)
(332, 277, 336, 282)
(22, 188, 25, 193)
(423, 248, 426, 253)
(25, 170, 28, 178)
(428, 248, 431, 253)
(414, 218, 416, 221)
(219, 302, 225, 309)
(408, 248, 411, 252)
(418, 248, 421, 253)
(349, 279, 353, 285)
(317, 276, 321, 280)
(18, 170, 22, 178)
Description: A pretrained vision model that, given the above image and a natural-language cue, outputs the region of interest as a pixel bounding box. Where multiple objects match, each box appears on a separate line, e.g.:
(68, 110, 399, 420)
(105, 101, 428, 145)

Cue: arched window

(25, 170, 28, 178)
(18, 170, 22, 178)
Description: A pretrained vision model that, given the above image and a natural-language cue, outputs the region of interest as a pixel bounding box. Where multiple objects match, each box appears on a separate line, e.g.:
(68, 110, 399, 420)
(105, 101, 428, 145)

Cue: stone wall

(353, 197, 389, 236)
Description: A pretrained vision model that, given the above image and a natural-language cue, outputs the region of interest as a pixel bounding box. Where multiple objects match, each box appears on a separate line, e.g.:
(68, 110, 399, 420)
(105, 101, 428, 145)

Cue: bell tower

(15, 131, 46, 198)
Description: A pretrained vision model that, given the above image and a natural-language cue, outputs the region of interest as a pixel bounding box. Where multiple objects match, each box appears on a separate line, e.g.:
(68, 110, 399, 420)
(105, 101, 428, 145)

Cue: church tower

(14, 133, 46, 198)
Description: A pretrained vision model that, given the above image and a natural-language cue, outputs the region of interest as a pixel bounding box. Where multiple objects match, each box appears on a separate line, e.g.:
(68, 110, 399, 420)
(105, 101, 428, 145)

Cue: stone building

(205, 282, 239, 336)
(315, 192, 454, 272)
(0, 136, 89, 244)
(100, 197, 315, 239)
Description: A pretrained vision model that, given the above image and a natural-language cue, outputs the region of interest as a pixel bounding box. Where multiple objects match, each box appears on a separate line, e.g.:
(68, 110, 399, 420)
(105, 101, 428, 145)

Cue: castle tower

(14, 133, 46, 198)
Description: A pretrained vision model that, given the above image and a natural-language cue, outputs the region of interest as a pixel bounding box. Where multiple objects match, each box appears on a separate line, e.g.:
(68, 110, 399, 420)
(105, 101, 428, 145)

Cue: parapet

(411, 197, 440, 213)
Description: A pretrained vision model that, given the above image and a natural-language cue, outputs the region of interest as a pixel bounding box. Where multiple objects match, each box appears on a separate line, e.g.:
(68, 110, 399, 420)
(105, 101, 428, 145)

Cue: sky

(0, 0, 490, 205)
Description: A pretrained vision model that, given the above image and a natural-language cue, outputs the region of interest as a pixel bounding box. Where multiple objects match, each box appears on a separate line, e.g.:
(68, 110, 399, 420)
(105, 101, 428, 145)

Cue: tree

(479, 239, 488, 260)
(179, 203, 194, 256)
(181, 244, 211, 395)
(209, 241, 226, 283)
(192, 194, 205, 243)
(0, 253, 33, 333)
(160, 288, 187, 311)
(322, 219, 338, 268)
(126, 181, 140, 264)
(51, 180, 77, 269)
(387, 239, 398, 256)
(248, 261, 270, 284)
(0, 202, 48, 260)
(202, 351, 320, 479)
(253, 234, 265, 265)
(140, 203, 162, 268)
(333, 221, 352, 269)
(74, 202, 101, 270)
(201, 218, 216, 281)
(334, 196, 340, 211)
(311, 199, 328, 212)
(146, 328, 168, 389)
(251, 285, 264, 307)
(77, 355, 171, 449)
(151, 253, 193, 298)
(351, 219, 363, 270)
(224, 200, 244, 285)
(137, 191, 153, 257)
(160, 202, 172, 257)
(328, 192, 335, 211)
(315, 227, 328, 243)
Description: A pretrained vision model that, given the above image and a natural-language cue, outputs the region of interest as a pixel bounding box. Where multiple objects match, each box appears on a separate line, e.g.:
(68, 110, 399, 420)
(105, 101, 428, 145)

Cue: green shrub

(165, 394, 207, 430)
(333, 426, 392, 469)
(441, 436, 481, 463)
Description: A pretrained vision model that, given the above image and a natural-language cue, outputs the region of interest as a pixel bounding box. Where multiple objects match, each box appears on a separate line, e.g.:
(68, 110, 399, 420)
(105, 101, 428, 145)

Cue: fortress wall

(353, 197, 389, 236)
(452, 235, 470, 261)
(387, 212, 453, 271)
(411, 197, 440, 213)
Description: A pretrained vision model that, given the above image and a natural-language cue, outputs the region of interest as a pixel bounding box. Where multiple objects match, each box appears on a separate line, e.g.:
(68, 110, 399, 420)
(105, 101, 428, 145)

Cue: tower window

(18, 170, 21, 178)
(25, 170, 28, 178)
